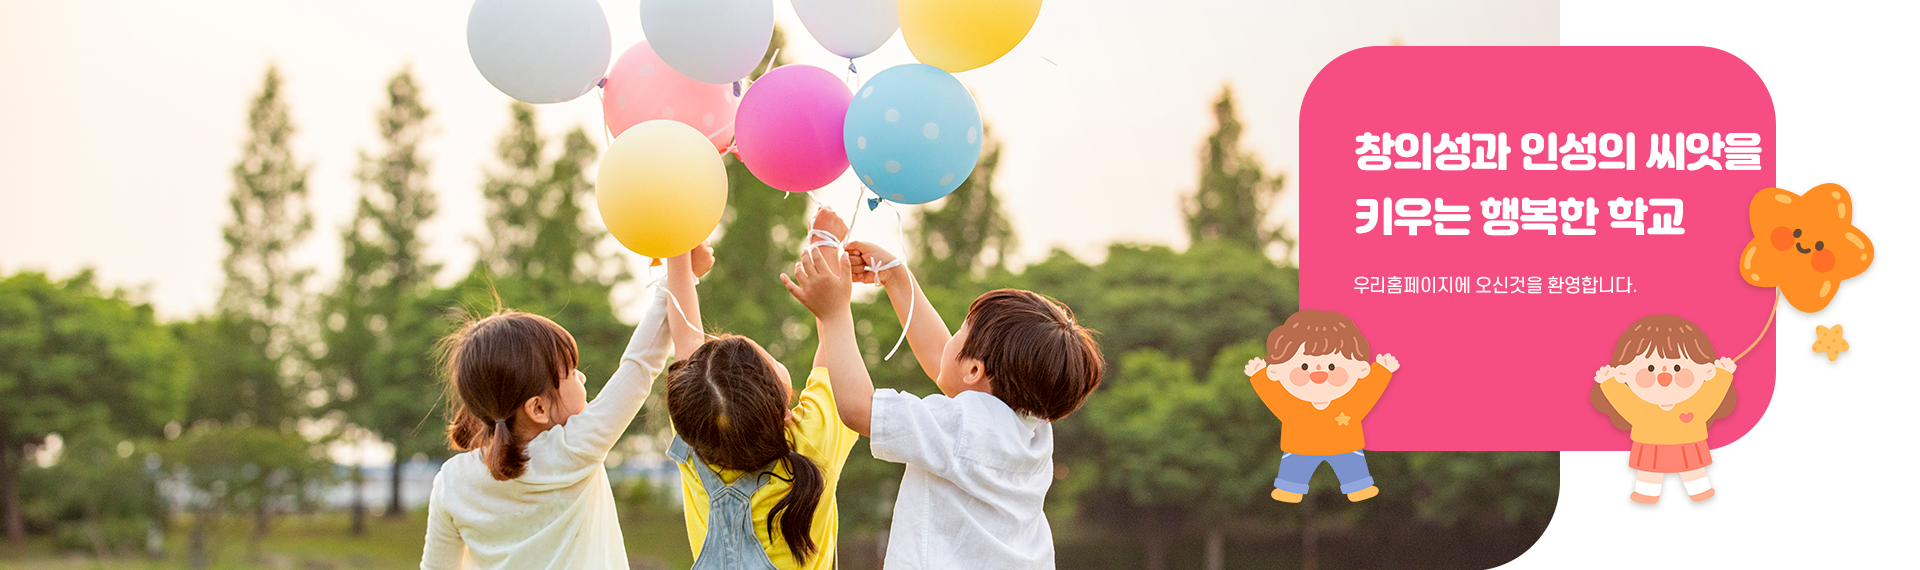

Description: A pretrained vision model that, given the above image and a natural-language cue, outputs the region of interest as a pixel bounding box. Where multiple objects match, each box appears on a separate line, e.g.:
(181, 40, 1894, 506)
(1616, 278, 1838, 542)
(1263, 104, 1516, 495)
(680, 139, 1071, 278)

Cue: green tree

(18, 429, 167, 558)
(208, 64, 316, 429)
(1405, 451, 1566, 564)
(160, 423, 330, 568)
(177, 64, 324, 557)
(0, 271, 189, 545)
(911, 125, 1014, 285)
(1049, 302, 1288, 570)
(456, 103, 629, 398)
(318, 68, 443, 534)
(1183, 85, 1291, 257)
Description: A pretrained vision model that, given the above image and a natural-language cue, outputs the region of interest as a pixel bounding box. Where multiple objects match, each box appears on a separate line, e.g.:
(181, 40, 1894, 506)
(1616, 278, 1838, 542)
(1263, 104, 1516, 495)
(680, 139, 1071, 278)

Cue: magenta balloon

(602, 41, 736, 152)
(735, 65, 853, 192)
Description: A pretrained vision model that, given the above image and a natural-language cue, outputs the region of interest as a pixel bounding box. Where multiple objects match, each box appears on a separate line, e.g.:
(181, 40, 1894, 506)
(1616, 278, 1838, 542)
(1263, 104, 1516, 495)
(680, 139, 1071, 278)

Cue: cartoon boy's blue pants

(1274, 450, 1374, 495)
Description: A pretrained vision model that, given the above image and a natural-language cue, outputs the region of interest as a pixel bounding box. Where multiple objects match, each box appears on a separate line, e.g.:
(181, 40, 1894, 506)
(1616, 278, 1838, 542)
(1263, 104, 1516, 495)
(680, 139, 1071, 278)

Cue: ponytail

(439, 309, 579, 482)
(769, 450, 824, 563)
(667, 336, 828, 564)
(485, 417, 529, 481)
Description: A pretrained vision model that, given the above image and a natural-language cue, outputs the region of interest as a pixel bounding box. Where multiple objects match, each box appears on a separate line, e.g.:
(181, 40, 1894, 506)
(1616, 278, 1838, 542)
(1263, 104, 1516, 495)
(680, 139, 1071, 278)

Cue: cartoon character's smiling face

(1742, 184, 1873, 312)
(1265, 344, 1371, 408)
(1768, 226, 1838, 271)
(1618, 351, 1715, 409)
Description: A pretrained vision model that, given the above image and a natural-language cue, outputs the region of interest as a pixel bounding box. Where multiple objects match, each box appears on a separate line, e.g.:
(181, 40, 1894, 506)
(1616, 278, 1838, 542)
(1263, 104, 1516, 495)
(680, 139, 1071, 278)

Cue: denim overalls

(669, 436, 782, 570)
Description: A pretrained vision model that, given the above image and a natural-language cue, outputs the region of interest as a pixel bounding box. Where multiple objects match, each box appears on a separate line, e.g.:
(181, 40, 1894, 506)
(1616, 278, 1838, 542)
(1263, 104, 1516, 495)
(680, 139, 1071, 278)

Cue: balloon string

(645, 261, 719, 342)
(1733, 288, 1779, 362)
(759, 48, 782, 79)
(880, 199, 914, 361)
(594, 85, 613, 149)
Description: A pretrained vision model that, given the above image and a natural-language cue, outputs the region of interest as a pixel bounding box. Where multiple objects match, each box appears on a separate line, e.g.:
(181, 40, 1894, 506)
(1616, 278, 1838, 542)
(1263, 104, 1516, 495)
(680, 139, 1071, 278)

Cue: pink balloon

(602, 41, 736, 152)
(735, 65, 852, 192)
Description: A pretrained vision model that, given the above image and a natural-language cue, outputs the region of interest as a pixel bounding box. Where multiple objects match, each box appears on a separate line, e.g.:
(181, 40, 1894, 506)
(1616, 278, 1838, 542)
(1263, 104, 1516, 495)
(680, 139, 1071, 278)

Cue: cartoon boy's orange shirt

(1249, 365, 1394, 456)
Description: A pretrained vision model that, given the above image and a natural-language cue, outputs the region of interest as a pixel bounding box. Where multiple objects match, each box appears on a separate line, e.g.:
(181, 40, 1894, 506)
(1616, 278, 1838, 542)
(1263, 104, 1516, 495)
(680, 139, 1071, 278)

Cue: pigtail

(486, 417, 528, 481)
(448, 409, 485, 451)
(769, 450, 824, 563)
(1708, 384, 1738, 426)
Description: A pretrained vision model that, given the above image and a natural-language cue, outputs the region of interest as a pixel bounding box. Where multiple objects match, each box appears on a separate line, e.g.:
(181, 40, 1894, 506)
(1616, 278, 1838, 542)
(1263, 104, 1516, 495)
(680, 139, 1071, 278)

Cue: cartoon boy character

(1244, 310, 1399, 503)
(1592, 314, 1738, 503)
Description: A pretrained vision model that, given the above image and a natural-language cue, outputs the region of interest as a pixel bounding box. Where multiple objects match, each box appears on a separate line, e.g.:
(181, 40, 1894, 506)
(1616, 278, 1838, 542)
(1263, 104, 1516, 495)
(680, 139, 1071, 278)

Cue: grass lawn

(0, 509, 697, 570)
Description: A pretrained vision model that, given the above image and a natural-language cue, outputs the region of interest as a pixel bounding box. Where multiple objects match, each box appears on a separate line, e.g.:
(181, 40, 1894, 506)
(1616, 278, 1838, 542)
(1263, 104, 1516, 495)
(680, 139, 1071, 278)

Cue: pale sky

(0, 0, 1555, 319)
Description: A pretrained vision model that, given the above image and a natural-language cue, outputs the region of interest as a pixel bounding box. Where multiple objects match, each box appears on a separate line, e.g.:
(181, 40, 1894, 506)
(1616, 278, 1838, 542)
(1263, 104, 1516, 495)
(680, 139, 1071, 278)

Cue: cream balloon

(596, 120, 729, 258)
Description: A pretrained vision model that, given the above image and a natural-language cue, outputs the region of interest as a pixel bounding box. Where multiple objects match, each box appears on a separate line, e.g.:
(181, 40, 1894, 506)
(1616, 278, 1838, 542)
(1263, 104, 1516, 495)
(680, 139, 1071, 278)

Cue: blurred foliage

(0, 270, 188, 545)
(316, 68, 447, 530)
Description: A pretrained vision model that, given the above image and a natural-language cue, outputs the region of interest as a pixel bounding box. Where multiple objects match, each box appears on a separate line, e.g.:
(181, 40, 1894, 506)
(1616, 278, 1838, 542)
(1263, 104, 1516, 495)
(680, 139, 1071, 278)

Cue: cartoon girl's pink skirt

(1628, 439, 1712, 473)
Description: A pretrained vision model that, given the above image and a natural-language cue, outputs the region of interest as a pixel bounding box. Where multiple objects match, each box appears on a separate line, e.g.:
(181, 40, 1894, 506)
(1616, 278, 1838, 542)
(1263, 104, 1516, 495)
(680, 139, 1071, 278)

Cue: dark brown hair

(442, 311, 578, 481)
(1609, 314, 1716, 366)
(959, 289, 1104, 421)
(665, 336, 824, 563)
(1264, 310, 1372, 364)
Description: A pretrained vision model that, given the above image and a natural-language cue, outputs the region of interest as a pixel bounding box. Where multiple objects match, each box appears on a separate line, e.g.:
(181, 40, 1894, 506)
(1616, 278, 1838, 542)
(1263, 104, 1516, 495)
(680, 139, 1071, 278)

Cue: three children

(422, 207, 1105, 569)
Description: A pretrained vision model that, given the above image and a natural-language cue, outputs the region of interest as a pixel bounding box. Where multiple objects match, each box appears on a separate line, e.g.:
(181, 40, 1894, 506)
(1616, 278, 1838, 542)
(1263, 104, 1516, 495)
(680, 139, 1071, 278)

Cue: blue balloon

(843, 64, 982, 205)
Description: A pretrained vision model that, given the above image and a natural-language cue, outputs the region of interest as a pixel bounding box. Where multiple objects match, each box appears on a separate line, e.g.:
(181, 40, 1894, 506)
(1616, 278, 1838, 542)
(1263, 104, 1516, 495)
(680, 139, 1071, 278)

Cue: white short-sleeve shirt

(870, 388, 1056, 570)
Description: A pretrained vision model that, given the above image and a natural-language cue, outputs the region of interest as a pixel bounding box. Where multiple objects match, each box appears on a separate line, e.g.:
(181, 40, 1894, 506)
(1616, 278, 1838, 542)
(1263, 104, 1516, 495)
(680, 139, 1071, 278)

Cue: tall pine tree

(207, 64, 315, 429)
(456, 104, 630, 396)
(319, 69, 442, 533)
(1183, 85, 1291, 258)
(175, 63, 321, 562)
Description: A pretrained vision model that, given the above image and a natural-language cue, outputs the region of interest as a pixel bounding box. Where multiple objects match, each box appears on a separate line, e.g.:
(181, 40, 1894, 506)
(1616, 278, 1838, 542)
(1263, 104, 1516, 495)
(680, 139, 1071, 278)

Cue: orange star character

(1735, 179, 1881, 318)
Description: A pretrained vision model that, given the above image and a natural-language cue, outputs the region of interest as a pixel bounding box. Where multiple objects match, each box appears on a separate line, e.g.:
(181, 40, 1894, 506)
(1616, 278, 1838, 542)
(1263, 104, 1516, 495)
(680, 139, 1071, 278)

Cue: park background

(0, 1, 1559, 569)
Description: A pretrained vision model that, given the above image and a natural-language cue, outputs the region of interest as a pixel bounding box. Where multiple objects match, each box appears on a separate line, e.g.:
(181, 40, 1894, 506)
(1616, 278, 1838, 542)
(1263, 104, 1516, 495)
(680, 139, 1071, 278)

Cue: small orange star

(1813, 324, 1849, 361)
(1335, 412, 1351, 426)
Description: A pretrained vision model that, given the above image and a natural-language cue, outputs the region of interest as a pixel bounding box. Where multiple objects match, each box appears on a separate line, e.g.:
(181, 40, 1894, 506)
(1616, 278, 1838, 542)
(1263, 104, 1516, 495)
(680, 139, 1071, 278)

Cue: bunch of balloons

(465, 0, 1041, 259)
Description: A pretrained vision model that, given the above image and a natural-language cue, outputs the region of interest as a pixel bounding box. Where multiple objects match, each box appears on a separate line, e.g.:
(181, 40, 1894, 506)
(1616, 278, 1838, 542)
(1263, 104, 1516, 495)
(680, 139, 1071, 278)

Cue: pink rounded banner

(1299, 47, 1776, 451)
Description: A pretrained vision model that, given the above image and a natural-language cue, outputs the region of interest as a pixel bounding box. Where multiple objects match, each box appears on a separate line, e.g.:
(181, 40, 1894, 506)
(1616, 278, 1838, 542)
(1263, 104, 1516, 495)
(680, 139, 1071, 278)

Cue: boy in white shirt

(780, 235, 1105, 570)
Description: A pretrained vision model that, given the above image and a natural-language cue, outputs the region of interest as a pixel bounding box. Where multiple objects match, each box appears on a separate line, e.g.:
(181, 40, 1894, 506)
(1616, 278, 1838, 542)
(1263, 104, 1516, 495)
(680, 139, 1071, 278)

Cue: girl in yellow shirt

(1592, 314, 1738, 504)
(653, 210, 860, 570)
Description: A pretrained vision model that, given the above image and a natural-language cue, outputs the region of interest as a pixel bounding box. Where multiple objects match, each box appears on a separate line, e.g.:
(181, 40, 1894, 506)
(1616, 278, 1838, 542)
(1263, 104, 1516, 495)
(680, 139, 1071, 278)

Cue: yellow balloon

(596, 120, 728, 259)
(897, 0, 1041, 73)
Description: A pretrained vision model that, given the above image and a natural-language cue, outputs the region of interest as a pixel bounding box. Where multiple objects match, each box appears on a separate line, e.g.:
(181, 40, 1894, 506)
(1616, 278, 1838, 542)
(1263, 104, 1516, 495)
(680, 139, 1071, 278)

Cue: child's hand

(810, 207, 850, 245)
(844, 240, 904, 287)
(690, 242, 715, 278)
(1594, 365, 1616, 384)
(1376, 354, 1400, 373)
(1715, 357, 1737, 374)
(1244, 357, 1267, 377)
(781, 245, 854, 319)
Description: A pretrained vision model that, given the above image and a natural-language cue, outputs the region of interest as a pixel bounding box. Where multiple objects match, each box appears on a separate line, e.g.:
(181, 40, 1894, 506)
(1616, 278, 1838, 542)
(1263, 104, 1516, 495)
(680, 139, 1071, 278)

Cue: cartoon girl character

(1592, 314, 1738, 503)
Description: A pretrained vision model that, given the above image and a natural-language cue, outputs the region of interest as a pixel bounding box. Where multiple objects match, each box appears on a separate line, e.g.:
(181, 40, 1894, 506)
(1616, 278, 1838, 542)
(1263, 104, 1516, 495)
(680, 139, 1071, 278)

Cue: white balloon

(466, 0, 611, 104)
(640, 0, 775, 85)
(791, 0, 900, 60)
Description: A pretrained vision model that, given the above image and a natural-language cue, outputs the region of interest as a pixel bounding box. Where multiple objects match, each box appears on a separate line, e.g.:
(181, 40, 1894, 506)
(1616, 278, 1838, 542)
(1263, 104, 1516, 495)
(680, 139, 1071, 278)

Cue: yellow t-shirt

(676, 367, 859, 570)
(1599, 367, 1733, 445)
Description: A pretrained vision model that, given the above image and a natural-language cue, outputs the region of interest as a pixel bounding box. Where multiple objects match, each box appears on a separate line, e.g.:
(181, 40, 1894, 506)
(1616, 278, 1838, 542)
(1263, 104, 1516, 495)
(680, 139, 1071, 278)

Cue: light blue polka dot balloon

(843, 64, 982, 205)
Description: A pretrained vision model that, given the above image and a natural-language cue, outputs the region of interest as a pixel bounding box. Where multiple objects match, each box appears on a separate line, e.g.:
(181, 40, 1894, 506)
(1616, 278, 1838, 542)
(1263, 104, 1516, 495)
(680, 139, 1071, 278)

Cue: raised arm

(559, 247, 709, 458)
(666, 245, 711, 363)
(557, 279, 673, 457)
(783, 244, 877, 436)
(845, 240, 951, 383)
(804, 208, 851, 369)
